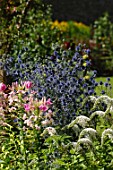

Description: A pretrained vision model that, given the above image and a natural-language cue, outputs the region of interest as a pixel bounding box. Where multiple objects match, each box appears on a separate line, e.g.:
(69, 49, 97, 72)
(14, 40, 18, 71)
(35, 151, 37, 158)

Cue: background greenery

(95, 77, 113, 97)
(0, 0, 113, 169)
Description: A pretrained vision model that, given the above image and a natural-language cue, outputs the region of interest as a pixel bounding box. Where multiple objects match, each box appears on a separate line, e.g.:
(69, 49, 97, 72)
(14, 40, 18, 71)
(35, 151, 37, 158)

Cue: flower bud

(24, 81, 32, 89)
(0, 83, 7, 92)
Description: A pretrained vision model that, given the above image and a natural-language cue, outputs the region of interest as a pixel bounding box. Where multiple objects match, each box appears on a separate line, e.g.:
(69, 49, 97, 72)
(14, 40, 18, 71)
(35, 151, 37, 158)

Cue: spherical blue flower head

(13, 118, 18, 123)
(109, 86, 112, 90)
(78, 78, 83, 83)
(99, 81, 103, 85)
(69, 60, 73, 66)
(8, 57, 14, 63)
(92, 70, 97, 78)
(88, 89, 94, 95)
(53, 51, 58, 56)
(19, 72, 23, 78)
(75, 44, 81, 52)
(26, 63, 29, 68)
(95, 82, 98, 86)
(83, 83, 87, 88)
(20, 63, 25, 69)
(90, 79, 95, 84)
(107, 77, 110, 81)
(104, 82, 109, 87)
(72, 112, 76, 117)
(84, 92, 88, 96)
(93, 70, 97, 75)
(13, 70, 19, 75)
(62, 51, 67, 57)
(17, 58, 22, 64)
(72, 52, 79, 61)
(101, 90, 105, 95)
(86, 49, 91, 55)
(5, 59, 10, 65)
(86, 60, 91, 67)
(0, 61, 3, 69)
(17, 54, 21, 59)
(23, 47, 28, 51)
(85, 103, 90, 109)
(50, 55, 56, 60)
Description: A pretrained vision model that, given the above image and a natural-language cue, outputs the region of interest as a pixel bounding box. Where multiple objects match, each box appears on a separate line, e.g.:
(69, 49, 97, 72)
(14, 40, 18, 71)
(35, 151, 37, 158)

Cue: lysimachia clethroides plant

(65, 95, 113, 149)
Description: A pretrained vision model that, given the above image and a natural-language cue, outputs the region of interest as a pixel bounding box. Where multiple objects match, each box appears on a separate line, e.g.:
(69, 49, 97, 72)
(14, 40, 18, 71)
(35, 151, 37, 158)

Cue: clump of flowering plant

(3, 44, 98, 126)
(0, 81, 54, 130)
(0, 81, 55, 169)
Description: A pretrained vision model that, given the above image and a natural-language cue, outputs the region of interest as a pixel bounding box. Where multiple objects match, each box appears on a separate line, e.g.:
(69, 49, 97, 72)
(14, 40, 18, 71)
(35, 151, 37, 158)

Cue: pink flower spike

(24, 104, 31, 112)
(45, 98, 52, 105)
(39, 104, 48, 111)
(0, 83, 7, 91)
(24, 81, 32, 89)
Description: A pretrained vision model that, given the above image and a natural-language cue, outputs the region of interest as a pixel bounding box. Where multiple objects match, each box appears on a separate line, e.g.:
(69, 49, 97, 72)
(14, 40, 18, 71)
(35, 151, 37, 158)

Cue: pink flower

(0, 83, 6, 92)
(11, 7, 17, 13)
(24, 104, 31, 112)
(35, 125, 40, 130)
(23, 114, 27, 120)
(45, 110, 53, 118)
(41, 119, 50, 126)
(24, 119, 33, 128)
(39, 104, 48, 111)
(45, 98, 52, 105)
(24, 81, 32, 89)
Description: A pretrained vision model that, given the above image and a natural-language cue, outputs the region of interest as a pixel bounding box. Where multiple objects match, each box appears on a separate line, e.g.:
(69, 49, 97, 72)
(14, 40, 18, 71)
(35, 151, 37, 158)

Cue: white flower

(92, 95, 111, 111)
(23, 114, 27, 120)
(72, 124, 80, 136)
(76, 138, 93, 150)
(110, 106, 113, 112)
(71, 142, 82, 151)
(24, 119, 33, 128)
(90, 111, 105, 120)
(41, 127, 57, 136)
(68, 115, 90, 128)
(41, 119, 50, 126)
(71, 142, 77, 148)
(35, 125, 41, 130)
(101, 128, 113, 145)
(79, 128, 97, 139)
(89, 96, 97, 102)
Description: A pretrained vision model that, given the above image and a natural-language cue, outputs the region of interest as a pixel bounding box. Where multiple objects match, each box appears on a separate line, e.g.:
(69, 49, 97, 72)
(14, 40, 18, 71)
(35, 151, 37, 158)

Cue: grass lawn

(95, 77, 113, 98)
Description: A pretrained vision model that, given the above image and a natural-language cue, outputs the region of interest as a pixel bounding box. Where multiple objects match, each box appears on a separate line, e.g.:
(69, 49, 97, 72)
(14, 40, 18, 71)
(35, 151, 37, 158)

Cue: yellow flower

(83, 54, 88, 59)
(84, 76, 90, 80)
(83, 62, 87, 67)
(51, 20, 68, 32)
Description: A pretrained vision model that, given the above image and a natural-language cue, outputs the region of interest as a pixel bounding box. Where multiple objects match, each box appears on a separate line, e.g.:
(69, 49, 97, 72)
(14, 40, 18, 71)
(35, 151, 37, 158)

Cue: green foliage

(67, 21, 90, 44)
(92, 13, 113, 55)
(52, 20, 90, 45)
(53, 95, 113, 169)
(90, 13, 113, 76)
(95, 77, 113, 98)
(0, 81, 54, 169)
(1, 84, 113, 169)
(0, 0, 62, 62)
(1, 1, 113, 169)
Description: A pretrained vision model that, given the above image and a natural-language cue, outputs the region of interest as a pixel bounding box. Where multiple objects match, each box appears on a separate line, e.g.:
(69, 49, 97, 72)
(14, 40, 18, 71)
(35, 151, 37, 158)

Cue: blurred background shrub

(1, 0, 113, 79)
(89, 13, 113, 76)
(0, 0, 63, 63)
(51, 20, 90, 44)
